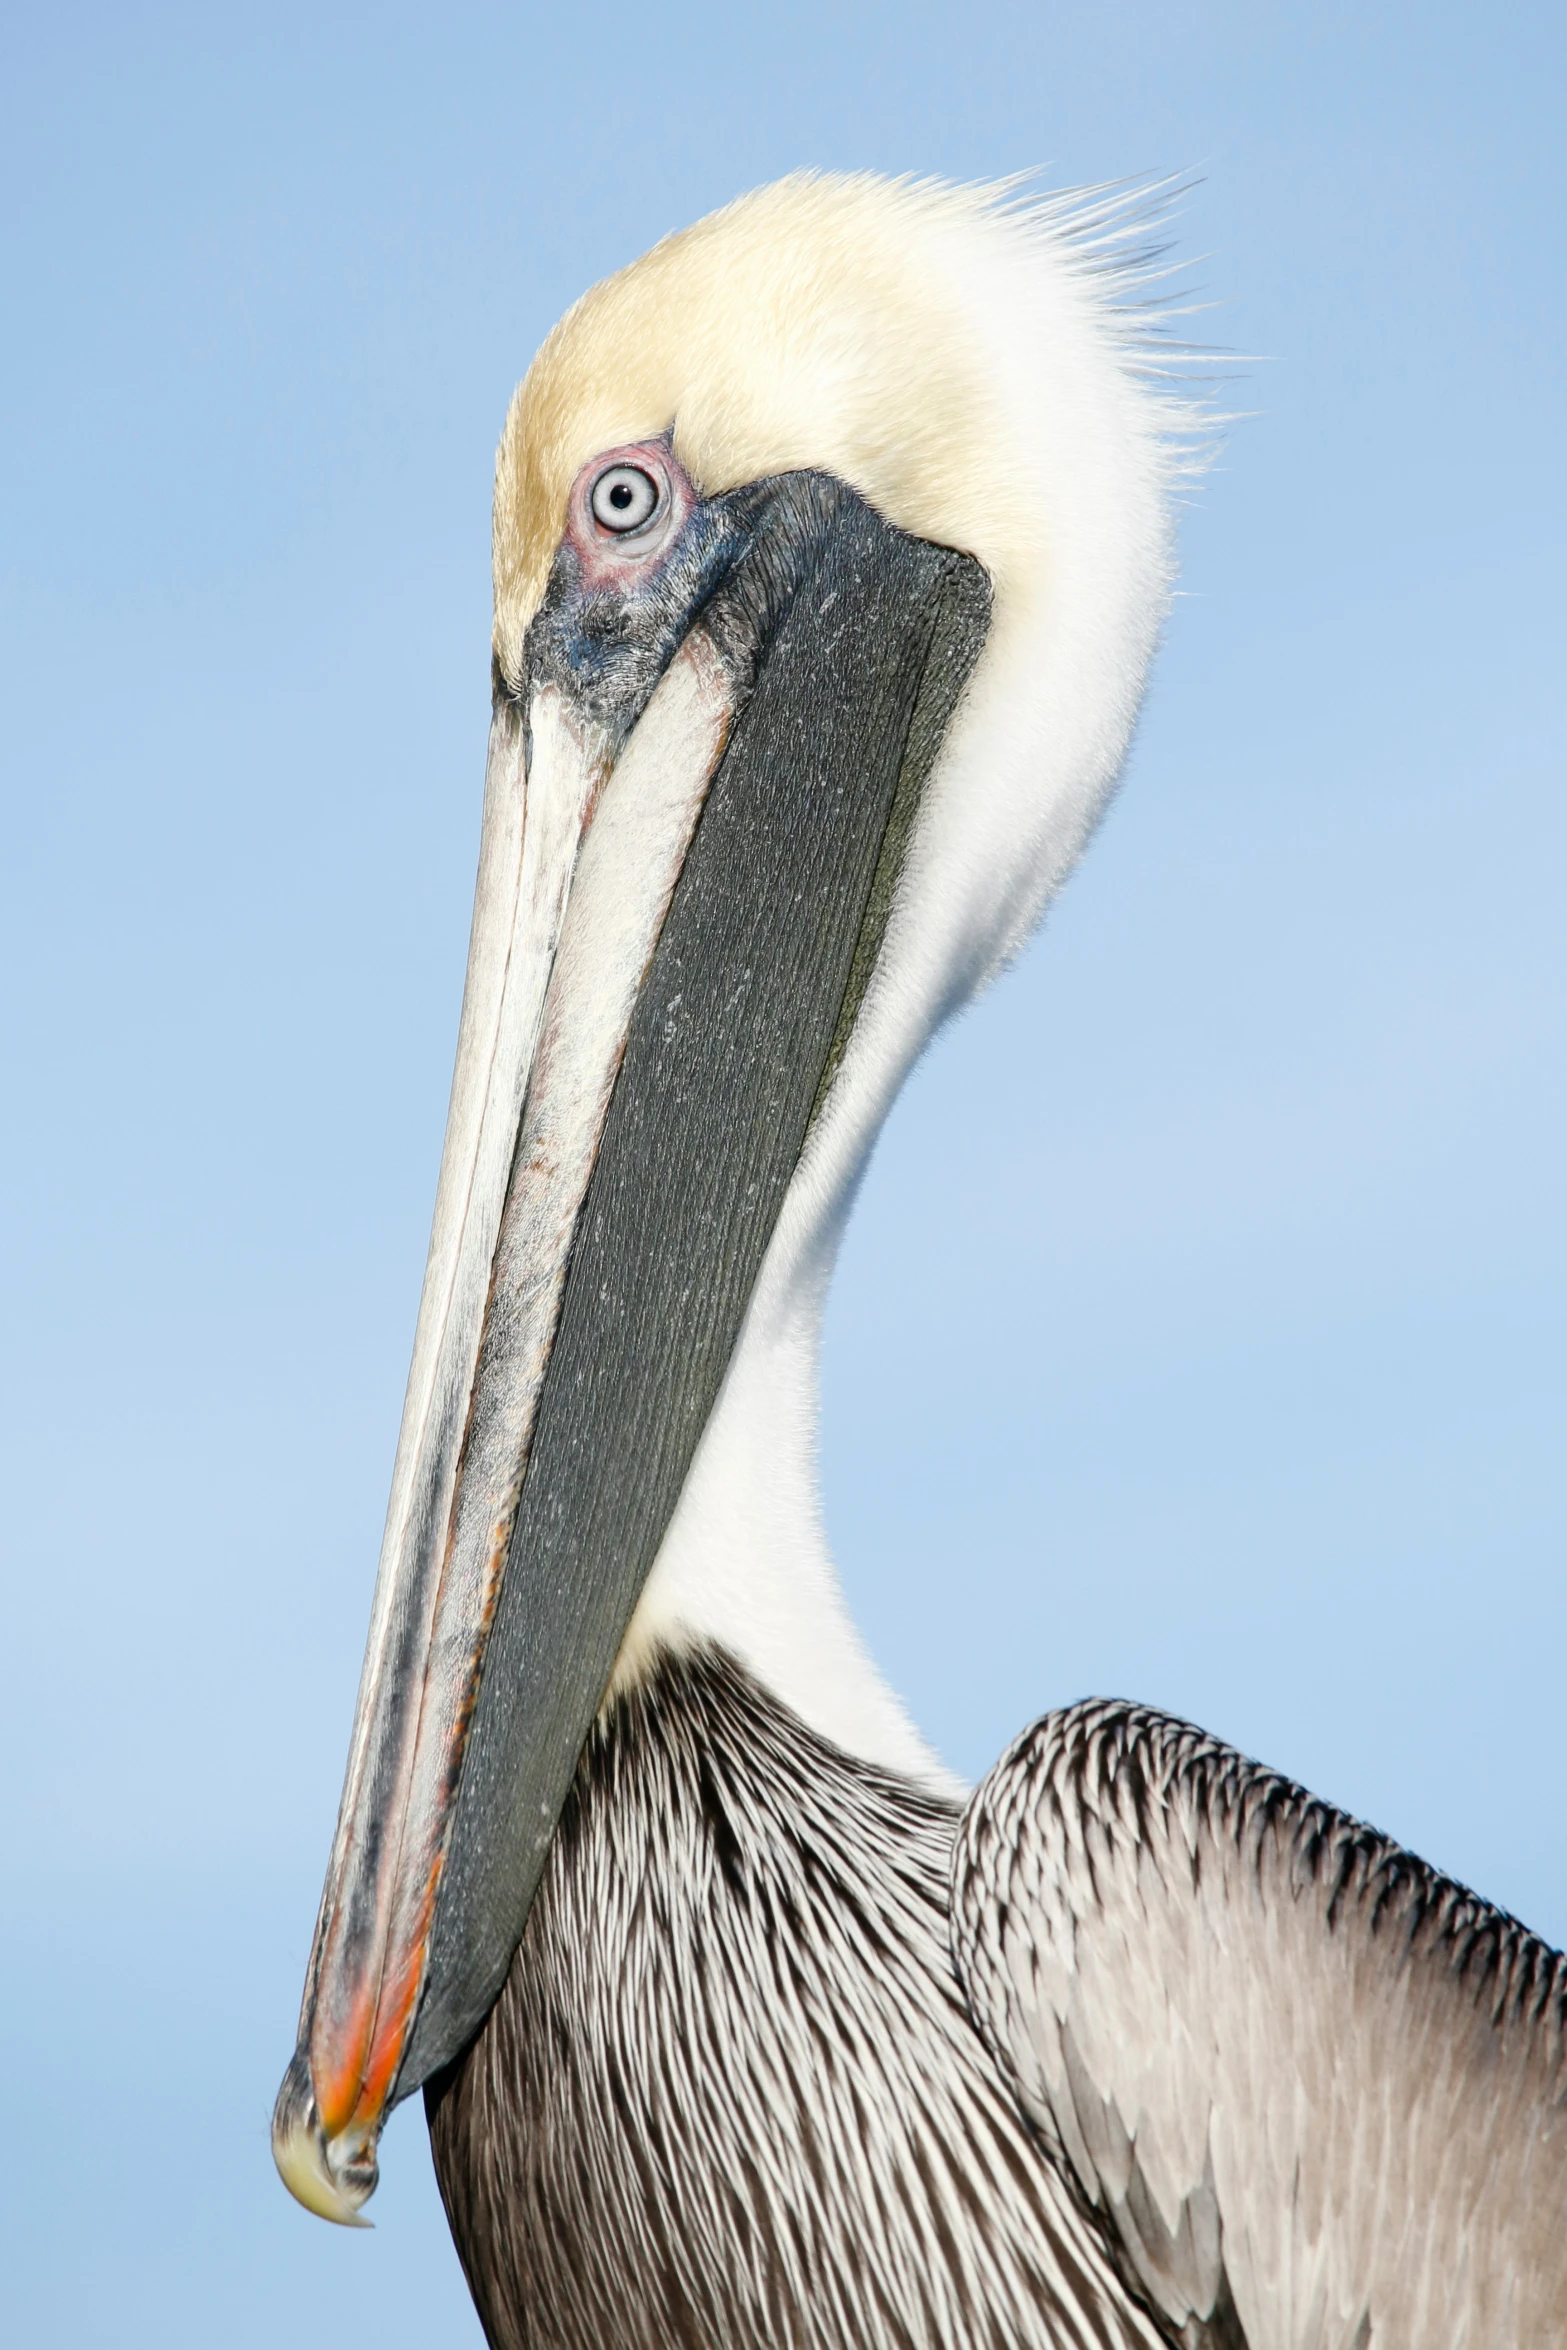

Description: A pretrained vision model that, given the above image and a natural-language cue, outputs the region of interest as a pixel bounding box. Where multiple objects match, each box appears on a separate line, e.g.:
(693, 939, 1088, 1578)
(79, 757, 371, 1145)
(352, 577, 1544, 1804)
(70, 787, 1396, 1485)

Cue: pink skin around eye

(562, 440, 699, 593)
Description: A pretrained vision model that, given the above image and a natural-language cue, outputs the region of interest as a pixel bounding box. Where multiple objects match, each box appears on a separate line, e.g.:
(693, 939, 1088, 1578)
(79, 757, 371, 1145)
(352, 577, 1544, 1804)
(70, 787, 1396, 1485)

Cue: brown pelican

(273, 174, 1567, 2348)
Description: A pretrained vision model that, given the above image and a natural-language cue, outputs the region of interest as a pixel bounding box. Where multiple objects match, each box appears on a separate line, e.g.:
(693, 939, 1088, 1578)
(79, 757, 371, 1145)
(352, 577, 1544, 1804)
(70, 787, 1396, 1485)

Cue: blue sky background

(2, 4, 1562, 2341)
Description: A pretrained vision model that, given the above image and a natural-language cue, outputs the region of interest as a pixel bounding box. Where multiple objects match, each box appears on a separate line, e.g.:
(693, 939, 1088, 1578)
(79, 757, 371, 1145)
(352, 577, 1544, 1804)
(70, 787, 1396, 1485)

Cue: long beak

(273, 476, 990, 2225)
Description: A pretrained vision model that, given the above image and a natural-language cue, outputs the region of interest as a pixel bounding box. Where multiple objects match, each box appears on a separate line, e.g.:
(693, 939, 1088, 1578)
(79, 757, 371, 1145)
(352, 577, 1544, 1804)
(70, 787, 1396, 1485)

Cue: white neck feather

(609, 1236, 954, 1789)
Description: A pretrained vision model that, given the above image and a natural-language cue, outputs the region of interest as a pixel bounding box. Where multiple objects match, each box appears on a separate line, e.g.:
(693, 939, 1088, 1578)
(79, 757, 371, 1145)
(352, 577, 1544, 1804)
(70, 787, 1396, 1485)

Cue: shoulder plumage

(951, 1699, 1567, 2350)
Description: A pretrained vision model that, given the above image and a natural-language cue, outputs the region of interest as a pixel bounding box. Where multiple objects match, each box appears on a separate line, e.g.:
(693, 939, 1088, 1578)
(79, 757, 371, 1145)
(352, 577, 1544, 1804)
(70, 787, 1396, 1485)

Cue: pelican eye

(590, 463, 661, 535)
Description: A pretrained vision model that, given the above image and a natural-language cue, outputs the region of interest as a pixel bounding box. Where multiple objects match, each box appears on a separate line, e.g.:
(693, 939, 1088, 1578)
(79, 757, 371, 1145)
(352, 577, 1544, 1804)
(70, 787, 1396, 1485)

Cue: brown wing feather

(951, 1700, 1567, 2350)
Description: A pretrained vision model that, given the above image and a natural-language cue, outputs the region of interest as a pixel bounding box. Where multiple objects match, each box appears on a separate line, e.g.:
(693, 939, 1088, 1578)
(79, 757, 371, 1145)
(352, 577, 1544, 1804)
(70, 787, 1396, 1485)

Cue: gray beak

(274, 468, 990, 2223)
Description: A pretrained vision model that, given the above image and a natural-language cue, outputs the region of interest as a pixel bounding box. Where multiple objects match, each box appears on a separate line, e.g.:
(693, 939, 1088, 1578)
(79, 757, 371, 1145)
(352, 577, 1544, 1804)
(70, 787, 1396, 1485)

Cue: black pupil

(610, 481, 634, 510)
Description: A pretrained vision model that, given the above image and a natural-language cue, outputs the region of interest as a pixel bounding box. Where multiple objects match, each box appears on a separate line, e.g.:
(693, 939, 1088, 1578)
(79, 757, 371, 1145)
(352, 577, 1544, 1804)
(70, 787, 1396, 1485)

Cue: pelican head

(273, 170, 1177, 2225)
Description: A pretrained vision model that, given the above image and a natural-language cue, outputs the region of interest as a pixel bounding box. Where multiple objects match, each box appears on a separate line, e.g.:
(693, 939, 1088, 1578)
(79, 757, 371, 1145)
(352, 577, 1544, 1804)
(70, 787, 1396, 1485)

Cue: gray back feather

(950, 1700, 1567, 2350)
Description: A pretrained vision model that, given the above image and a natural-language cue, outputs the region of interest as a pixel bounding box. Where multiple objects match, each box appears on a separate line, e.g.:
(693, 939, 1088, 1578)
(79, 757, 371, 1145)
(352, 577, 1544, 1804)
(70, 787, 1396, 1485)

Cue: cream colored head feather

(492, 171, 1183, 688)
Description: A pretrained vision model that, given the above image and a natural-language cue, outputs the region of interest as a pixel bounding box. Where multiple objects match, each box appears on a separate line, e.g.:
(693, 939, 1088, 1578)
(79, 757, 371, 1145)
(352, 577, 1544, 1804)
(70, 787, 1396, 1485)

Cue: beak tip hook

(271, 2046, 379, 2229)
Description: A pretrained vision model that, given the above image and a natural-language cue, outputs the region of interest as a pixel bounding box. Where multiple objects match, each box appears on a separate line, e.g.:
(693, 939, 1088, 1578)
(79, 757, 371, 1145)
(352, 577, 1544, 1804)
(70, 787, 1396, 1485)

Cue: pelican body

(274, 176, 1567, 2348)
